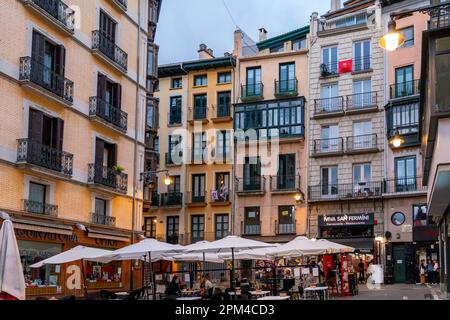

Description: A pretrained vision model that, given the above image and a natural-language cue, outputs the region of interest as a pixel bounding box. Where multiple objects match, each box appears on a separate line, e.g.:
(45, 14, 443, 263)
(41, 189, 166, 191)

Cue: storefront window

(19, 240, 63, 287)
(86, 261, 122, 284)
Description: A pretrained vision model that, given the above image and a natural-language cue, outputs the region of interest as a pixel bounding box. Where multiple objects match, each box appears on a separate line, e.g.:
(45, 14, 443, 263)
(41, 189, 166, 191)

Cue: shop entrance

(393, 244, 406, 283)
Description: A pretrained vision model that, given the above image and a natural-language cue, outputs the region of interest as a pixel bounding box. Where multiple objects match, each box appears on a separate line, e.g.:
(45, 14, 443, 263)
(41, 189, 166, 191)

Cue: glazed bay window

(435, 36, 450, 112)
(169, 96, 182, 124)
(215, 214, 229, 240)
(387, 102, 419, 139)
(321, 46, 338, 76)
(217, 72, 231, 84)
(353, 40, 371, 72)
(192, 132, 206, 163)
(171, 77, 182, 89)
(243, 207, 261, 235)
(194, 74, 207, 87)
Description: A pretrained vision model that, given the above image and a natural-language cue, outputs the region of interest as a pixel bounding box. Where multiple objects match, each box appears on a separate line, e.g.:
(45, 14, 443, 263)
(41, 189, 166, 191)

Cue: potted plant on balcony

(112, 165, 125, 174)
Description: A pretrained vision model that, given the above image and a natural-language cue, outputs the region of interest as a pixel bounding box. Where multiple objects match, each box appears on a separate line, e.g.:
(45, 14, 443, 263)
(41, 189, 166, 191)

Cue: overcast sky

(155, 0, 331, 64)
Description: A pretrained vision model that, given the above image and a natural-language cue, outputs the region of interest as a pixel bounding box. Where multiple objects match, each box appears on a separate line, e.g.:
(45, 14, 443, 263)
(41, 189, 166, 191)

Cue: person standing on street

(358, 259, 365, 284)
(419, 260, 427, 285)
(433, 260, 440, 284)
(427, 259, 434, 284)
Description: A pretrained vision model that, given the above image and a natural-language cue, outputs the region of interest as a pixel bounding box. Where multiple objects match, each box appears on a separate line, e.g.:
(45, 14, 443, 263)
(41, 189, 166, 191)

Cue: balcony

(87, 164, 128, 194)
(275, 79, 298, 97)
(352, 56, 372, 73)
(308, 181, 383, 202)
(23, 199, 57, 216)
(188, 106, 208, 124)
(346, 91, 378, 114)
(166, 233, 180, 245)
(210, 188, 230, 206)
(428, 3, 450, 30)
(320, 62, 338, 78)
(241, 83, 264, 102)
(318, 12, 368, 36)
(19, 56, 74, 106)
(235, 177, 265, 196)
(89, 97, 128, 133)
(160, 192, 183, 208)
(144, 191, 160, 208)
(270, 175, 301, 193)
(241, 222, 261, 236)
(165, 150, 183, 166)
(275, 220, 296, 235)
(190, 148, 207, 165)
(110, 0, 127, 12)
(17, 139, 73, 177)
(312, 138, 344, 157)
(386, 101, 420, 148)
(91, 212, 116, 227)
(168, 109, 182, 126)
(313, 96, 345, 118)
(389, 80, 420, 100)
(91, 30, 128, 73)
(346, 134, 379, 154)
(211, 104, 232, 122)
(185, 191, 207, 207)
(383, 177, 427, 196)
(21, 0, 75, 35)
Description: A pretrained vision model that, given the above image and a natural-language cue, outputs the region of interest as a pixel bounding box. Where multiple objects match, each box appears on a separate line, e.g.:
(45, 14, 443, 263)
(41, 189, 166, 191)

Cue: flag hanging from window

(339, 59, 353, 74)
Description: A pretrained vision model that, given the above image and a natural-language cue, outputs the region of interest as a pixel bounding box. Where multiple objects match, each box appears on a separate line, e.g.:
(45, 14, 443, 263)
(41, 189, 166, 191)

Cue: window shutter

(114, 83, 122, 109)
(97, 74, 107, 101)
(108, 144, 117, 167)
(31, 32, 46, 64)
(95, 138, 104, 166)
(28, 109, 43, 143)
(55, 45, 66, 77)
(52, 118, 64, 151)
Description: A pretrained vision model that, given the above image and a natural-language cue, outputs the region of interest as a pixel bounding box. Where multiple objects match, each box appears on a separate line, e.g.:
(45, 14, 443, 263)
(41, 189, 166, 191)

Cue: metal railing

(314, 96, 344, 115)
(241, 222, 261, 236)
(213, 104, 231, 118)
(275, 220, 296, 235)
(346, 134, 378, 152)
(23, 199, 58, 216)
(89, 97, 128, 132)
(160, 192, 183, 206)
(241, 83, 264, 101)
(91, 212, 116, 226)
(235, 177, 265, 193)
(387, 123, 419, 137)
(189, 106, 208, 121)
(319, 12, 368, 32)
(19, 56, 74, 103)
(389, 80, 420, 99)
(210, 188, 230, 203)
(26, 0, 75, 31)
(92, 30, 128, 71)
(320, 62, 338, 77)
(275, 78, 298, 96)
(270, 175, 301, 192)
(308, 181, 383, 201)
(428, 3, 450, 30)
(383, 176, 426, 194)
(353, 56, 371, 72)
(17, 138, 73, 176)
(313, 138, 344, 155)
(346, 91, 377, 110)
(168, 109, 182, 125)
(185, 191, 207, 204)
(87, 164, 128, 193)
(166, 233, 179, 244)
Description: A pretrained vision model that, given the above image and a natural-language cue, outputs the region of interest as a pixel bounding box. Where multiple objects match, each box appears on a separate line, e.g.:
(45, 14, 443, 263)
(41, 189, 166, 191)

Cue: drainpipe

(231, 58, 237, 235)
(180, 63, 188, 243)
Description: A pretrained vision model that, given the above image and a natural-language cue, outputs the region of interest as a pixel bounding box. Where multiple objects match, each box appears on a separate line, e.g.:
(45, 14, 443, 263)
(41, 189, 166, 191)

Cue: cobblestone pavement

(335, 284, 440, 300)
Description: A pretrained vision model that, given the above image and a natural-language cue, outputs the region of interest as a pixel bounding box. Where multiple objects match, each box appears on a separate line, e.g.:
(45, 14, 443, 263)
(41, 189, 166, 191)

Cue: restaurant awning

(11, 217, 73, 236)
(86, 227, 130, 242)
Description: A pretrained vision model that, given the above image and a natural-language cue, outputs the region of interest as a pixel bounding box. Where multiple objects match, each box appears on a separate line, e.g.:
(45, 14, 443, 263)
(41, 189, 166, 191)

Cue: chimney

(259, 28, 268, 41)
(330, 0, 341, 12)
(224, 52, 232, 57)
(198, 43, 215, 60)
(310, 12, 319, 38)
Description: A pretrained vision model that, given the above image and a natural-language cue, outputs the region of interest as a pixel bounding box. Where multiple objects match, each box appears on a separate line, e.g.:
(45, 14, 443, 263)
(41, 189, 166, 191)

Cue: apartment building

(233, 26, 309, 243)
(308, 0, 386, 262)
(381, 0, 438, 285)
(0, 0, 150, 297)
(151, 45, 235, 245)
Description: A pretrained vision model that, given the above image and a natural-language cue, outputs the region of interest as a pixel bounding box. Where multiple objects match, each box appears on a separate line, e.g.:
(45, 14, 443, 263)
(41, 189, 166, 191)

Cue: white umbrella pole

(81, 259, 88, 298)
(149, 251, 155, 301)
(202, 252, 206, 280)
(231, 248, 235, 290)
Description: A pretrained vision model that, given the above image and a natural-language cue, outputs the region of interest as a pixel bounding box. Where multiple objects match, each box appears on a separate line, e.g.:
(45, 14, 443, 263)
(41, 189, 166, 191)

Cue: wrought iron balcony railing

(87, 164, 128, 193)
(17, 139, 73, 176)
(241, 83, 264, 101)
(241, 222, 261, 236)
(383, 177, 426, 194)
(428, 2, 450, 30)
(313, 138, 344, 155)
(191, 106, 208, 121)
(275, 220, 296, 235)
(320, 62, 338, 77)
(22, 0, 75, 32)
(346, 134, 378, 152)
(91, 212, 116, 227)
(210, 188, 230, 203)
(23, 199, 58, 216)
(275, 78, 298, 97)
(166, 233, 180, 244)
(389, 80, 420, 99)
(92, 30, 128, 72)
(235, 177, 266, 193)
(160, 192, 183, 207)
(314, 96, 345, 116)
(270, 175, 301, 192)
(185, 191, 207, 205)
(346, 91, 378, 111)
(19, 56, 74, 104)
(353, 56, 371, 72)
(212, 104, 232, 118)
(89, 97, 128, 132)
(308, 181, 383, 201)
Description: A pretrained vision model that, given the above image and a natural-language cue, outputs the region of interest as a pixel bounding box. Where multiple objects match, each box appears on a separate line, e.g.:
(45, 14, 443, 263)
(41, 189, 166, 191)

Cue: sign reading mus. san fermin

(319, 213, 374, 227)
(15, 229, 78, 243)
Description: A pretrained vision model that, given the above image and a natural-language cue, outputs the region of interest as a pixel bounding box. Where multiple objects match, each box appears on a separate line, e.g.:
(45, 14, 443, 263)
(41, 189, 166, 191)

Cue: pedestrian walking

(433, 260, 440, 284)
(427, 259, 434, 284)
(358, 259, 365, 284)
(419, 260, 427, 285)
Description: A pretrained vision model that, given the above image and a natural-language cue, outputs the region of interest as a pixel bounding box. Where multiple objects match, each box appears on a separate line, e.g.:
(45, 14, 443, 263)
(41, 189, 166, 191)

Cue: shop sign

(95, 238, 119, 248)
(401, 225, 413, 233)
(318, 213, 374, 227)
(66, 265, 81, 290)
(15, 229, 78, 243)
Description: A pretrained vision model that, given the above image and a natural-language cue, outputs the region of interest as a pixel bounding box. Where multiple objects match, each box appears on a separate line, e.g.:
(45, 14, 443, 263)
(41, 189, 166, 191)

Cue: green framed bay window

(234, 98, 305, 139)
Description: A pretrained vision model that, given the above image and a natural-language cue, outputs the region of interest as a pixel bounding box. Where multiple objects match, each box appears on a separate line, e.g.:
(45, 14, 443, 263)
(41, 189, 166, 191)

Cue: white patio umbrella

(315, 239, 354, 254)
(219, 245, 280, 261)
(0, 212, 25, 300)
(173, 253, 224, 264)
(187, 236, 274, 289)
(30, 245, 113, 297)
(266, 236, 329, 258)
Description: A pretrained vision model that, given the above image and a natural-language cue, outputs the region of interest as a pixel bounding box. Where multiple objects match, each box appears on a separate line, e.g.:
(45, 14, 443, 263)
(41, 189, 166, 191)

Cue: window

(191, 174, 206, 203)
(192, 132, 206, 163)
(321, 124, 339, 152)
(391, 212, 406, 226)
(215, 215, 229, 240)
(28, 182, 47, 214)
(353, 163, 372, 191)
(167, 135, 182, 164)
(168, 176, 181, 193)
(321, 46, 338, 74)
(97, 74, 122, 123)
(245, 67, 262, 95)
(95, 198, 107, 217)
(166, 216, 179, 244)
(214, 172, 230, 202)
(413, 204, 430, 227)
(279, 62, 296, 92)
(353, 120, 372, 149)
(100, 10, 116, 43)
(244, 207, 260, 235)
(395, 156, 416, 192)
(270, 44, 284, 53)
(146, 101, 154, 129)
(194, 75, 207, 86)
(399, 26, 414, 47)
(95, 138, 116, 169)
(217, 91, 231, 117)
(171, 78, 182, 89)
(334, 12, 367, 29)
(28, 108, 64, 151)
(353, 40, 371, 71)
(216, 130, 231, 162)
(292, 38, 306, 51)
(278, 154, 296, 189)
(243, 157, 261, 191)
(191, 215, 205, 243)
(352, 79, 372, 108)
(391, 102, 419, 134)
(193, 94, 207, 120)
(144, 217, 157, 238)
(435, 36, 450, 110)
(169, 96, 182, 124)
(321, 166, 338, 197)
(320, 83, 340, 111)
(278, 206, 295, 234)
(395, 65, 414, 97)
(217, 72, 231, 84)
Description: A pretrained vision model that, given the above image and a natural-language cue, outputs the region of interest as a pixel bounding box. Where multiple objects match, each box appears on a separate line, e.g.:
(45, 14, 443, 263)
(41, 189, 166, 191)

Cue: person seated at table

(201, 274, 214, 298)
(165, 275, 182, 300)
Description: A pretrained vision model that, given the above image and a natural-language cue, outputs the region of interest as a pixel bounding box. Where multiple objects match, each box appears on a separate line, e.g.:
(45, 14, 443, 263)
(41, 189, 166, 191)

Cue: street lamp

(379, 20, 405, 51)
(164, 175, 172, 186)
(389, 129, 405, 148)
(294, 193, 304, 203)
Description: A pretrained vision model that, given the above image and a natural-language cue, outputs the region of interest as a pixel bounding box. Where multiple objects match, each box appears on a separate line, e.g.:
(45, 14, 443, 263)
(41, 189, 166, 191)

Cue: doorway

(393, 244, 406, 283)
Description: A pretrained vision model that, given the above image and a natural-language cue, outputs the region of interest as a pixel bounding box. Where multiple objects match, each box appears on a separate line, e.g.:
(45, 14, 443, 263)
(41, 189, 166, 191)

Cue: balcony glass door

(395, 157, 416, 192)
(353, 120, 372, 149)
(191, 215, 204, 243)
(395, 66, 414, 97)
(215, 173, 230, 202)
(278, 154, 295, 189)
(192, 174, 205, 203)
(321, 125, 339, 152)
(353, 163, 371, 194)
(193, 133, 206, 162)
(322, 46, 338, 74)
(321, 166, 338, 197)
(353, 79, 372, 108)
(279, 63, 295, 92)
(354, 40, 371, 71)
(320, 83, 339, 111)
(169, 96, 182, 124)
(246, 67, 261, 96)
(278, 206, 295, 234)
(29, 182, 46, 214)
(243, 157, 261, 191)
(166, 216, 179, 244)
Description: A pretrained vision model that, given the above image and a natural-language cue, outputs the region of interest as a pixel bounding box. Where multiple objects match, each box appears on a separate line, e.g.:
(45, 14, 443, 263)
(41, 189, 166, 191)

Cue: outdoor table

(227, 291, 242, 300)
(303, 287, 329, 300)
(176, 297, 202, 301)
(181, 289, 200, 296)
(258, 296, 290, 301)
(115, 292, 130, 300)
(250, 290, 270, 297)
